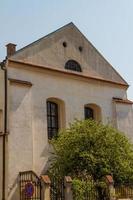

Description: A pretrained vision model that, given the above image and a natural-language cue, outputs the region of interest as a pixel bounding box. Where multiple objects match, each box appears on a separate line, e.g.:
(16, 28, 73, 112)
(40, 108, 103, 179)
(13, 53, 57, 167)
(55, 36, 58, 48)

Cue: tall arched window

(65, 60, 82, 72)
(47, 101, 59, 139)
(46, 98, 66, 139)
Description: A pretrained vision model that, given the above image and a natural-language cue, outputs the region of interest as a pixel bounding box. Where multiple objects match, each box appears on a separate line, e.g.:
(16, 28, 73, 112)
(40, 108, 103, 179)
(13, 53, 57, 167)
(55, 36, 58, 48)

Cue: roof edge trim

(8, 59, 129, 88)
(113, 97, 133, 104)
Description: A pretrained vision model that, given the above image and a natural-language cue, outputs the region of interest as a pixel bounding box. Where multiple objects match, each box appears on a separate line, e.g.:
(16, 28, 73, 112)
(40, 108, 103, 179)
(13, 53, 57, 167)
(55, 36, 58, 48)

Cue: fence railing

(19, 172, 133, 200)
(115, 184, 133, 199)
(19, 171, 42, 200)
(72, 178, 110, 200)
(48, 175, 110, 200)
(50, 176, 65, 200)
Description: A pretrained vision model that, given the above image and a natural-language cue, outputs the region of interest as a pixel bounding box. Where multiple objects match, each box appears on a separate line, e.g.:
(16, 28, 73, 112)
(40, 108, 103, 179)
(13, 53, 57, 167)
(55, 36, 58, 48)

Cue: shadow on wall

(8, 175, 19, 200)
(40, 143, 55, 175)
(10, 83, 31, 112)
(39, 97, 66, 175)
(117, 105, 131, 119)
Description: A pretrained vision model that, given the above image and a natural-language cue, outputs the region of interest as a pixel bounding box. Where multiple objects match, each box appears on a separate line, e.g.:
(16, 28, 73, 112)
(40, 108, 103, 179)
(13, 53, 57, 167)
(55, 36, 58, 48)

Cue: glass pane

(65, 60, 82, 72)
(47, 116, 51, 127)
(47, 102, 51, 115)
(47, 101, 59, 139)
(85, 107, 94, 119)
(51, 103, 56, 115)
(51, 116, 56, 127)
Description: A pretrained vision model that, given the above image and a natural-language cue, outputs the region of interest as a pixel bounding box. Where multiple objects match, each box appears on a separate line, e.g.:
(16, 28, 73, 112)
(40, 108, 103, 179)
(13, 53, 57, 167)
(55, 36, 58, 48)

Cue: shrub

(50, 120, 133, 184)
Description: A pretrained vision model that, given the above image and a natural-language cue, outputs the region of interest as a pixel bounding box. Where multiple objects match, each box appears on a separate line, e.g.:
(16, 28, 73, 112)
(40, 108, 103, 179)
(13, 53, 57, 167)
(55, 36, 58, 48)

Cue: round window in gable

(65, 60, 82, 72)
(63, 42, 67, 48)
(79, 46, 83, 52)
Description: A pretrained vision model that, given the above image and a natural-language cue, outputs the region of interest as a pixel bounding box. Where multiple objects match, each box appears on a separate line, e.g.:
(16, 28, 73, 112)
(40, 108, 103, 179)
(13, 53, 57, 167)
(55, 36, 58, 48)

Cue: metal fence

(19, 171, 42, 200)
(115, 184, 133, 199)
(50, 176, 65, 200)
(50, 175, 110, 200)
(72, 179, 110, 200)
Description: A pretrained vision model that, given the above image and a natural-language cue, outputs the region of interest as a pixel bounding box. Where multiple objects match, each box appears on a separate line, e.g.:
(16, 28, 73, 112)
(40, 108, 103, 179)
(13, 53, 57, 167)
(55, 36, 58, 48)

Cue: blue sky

(0, 0, 133, 99)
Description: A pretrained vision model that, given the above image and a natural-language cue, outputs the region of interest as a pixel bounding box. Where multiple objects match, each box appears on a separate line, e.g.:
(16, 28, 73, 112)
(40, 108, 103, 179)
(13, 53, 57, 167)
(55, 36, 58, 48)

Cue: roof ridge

(10, 22, 74, 57)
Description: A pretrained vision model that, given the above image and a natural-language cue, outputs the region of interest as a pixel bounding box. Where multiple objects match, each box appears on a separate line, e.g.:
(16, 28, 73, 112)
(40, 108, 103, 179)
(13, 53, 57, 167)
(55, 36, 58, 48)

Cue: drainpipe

(0, 58, 8, 200)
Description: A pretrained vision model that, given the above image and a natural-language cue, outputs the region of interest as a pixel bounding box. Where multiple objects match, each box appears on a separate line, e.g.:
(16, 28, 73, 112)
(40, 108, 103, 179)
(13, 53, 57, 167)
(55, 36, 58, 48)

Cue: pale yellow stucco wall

(8, 83, 33, 199)
(115, 103, 133, 140)
(7, 63, 129, 199)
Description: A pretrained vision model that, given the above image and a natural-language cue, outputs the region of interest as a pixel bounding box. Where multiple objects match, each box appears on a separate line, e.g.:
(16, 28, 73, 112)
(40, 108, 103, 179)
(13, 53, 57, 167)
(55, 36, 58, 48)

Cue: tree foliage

(50, 120, 133, 183)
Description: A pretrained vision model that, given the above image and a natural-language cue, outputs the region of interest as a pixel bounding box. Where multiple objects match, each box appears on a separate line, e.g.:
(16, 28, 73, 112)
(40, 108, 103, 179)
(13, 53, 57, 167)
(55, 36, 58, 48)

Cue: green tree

(50, 120, 133, 184)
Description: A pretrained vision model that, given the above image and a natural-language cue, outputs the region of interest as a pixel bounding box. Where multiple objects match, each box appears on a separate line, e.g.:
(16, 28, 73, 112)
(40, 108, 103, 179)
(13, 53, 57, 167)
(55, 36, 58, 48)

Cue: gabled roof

(12, 22, 74, 56)
(9, 22, 128, 86)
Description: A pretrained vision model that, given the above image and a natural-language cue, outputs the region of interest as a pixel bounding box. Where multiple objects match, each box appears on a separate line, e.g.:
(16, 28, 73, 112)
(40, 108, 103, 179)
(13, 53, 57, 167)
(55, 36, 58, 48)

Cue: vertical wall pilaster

(41, 175, 51, 200)
(64, 176, 73, 200)
(106, 175, 116, 200)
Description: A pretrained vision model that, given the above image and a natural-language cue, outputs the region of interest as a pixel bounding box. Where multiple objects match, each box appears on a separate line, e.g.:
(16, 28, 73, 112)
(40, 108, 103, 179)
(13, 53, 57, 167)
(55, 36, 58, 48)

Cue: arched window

(84, 104, 102, 121)
(46, 98, 66, 139)
(65, 60, 82, 72)
(84, 107, 94, 120)
(47, 101, 59, 139)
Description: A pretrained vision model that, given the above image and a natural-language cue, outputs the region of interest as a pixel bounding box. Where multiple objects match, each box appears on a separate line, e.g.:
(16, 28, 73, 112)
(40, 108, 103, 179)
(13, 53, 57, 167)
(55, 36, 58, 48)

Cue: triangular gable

(10, 22, 128, 86)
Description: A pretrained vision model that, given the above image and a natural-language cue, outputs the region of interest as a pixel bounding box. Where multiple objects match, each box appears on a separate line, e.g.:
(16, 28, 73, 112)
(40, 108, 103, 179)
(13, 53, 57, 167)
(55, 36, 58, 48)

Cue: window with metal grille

(84, 107, 94, 119)
(47, 101, 59, 139)
(65, 60, 82, 72)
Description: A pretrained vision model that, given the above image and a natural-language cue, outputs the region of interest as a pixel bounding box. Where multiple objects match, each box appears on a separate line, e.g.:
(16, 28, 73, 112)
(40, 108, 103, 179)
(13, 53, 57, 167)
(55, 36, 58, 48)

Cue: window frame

(65, 60, 82, 72)
(47, 101, 59, 139)
(84, 106, 94, 120)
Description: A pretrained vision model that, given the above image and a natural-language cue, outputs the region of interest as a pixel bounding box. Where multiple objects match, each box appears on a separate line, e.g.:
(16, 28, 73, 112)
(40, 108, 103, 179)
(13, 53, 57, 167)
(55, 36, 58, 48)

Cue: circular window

(63, 42, 67, 47)
(79, 46, 83, 52)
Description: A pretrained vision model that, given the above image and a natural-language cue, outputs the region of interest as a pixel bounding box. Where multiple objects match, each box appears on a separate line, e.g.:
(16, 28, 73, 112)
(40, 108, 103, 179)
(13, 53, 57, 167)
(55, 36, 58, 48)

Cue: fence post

(64, 176, 73, 200)
(41, 175, 51, 200)
(106, 175, 116, 200)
